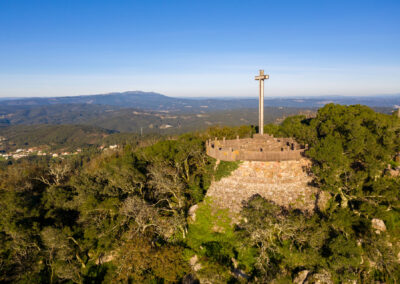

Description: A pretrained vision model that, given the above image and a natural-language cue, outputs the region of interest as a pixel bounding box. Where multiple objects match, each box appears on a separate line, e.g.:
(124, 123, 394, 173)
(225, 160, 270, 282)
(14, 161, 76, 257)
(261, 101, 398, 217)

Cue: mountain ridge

(2, 91, 400, 110)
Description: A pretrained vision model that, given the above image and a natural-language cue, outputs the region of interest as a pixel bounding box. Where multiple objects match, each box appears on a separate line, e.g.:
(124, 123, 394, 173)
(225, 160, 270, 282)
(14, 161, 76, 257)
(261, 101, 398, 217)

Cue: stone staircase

(206, 159, 318, 214)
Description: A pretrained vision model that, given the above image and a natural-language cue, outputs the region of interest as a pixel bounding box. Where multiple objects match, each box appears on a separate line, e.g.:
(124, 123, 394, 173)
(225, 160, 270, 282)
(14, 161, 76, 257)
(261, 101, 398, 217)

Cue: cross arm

(255, 75, 269, 80)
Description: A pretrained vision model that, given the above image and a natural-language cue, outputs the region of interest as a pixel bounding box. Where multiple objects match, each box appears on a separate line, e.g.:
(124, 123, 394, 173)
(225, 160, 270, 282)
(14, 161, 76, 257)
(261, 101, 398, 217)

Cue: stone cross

(255, 70, 269, 135)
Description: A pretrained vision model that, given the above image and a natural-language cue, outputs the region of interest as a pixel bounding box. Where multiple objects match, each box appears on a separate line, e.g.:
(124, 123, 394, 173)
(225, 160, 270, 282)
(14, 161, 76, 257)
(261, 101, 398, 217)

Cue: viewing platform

(206, 134, 306, 162)
(205, 70, 306, 162)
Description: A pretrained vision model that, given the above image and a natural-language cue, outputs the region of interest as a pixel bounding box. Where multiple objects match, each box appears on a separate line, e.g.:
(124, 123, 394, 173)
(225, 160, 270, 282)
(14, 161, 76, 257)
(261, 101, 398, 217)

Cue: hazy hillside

(0, 124, 115, 152)
(0, 103, 314, 133)
(0, 104, 121, 126)
(0, 91, 398, 135)
(1, 91, 260, 111)
(2, 91, 400, 110)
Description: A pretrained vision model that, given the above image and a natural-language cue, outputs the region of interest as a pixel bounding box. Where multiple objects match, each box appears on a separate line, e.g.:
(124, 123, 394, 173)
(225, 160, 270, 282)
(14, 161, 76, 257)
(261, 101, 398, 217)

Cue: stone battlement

(206, 134, 306, 161)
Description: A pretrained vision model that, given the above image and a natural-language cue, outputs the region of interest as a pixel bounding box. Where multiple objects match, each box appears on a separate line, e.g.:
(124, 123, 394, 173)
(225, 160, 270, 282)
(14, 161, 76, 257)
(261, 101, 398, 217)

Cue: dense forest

(1, 104, 400, 283)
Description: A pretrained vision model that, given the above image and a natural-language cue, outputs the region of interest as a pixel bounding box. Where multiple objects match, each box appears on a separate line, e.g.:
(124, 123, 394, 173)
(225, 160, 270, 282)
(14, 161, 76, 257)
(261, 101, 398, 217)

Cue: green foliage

(187, 198, 235, 256)
(186, 198, 256, 282)
(263, 123, 280, 136)
(264, 115, 315, 144)
(205, 125, 256, 139)
(239, 196, 366, 282)
(307, 104, 400, 195)
(113, 237, 189, 283)
(214, 160, 241, 182)
(0, 129, 242, 282)
(1, 105, 400, 283)
(238, 104, 400, 282)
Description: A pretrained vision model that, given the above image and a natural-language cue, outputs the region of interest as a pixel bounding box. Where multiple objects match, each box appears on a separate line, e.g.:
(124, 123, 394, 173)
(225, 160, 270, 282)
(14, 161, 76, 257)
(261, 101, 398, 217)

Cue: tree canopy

(0, 104, 399, 283)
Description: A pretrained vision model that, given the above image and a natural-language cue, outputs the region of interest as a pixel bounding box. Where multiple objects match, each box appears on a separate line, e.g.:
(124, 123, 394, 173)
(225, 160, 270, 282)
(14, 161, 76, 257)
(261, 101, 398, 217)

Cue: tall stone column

(255, 70, 269, 135)
(259, 78, 264, 135)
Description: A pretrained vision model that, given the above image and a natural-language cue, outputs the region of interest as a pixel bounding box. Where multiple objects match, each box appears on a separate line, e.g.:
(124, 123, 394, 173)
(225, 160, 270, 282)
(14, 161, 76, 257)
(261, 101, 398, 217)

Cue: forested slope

(0, 104, 399, 283)
(0, 103, 311, 133)
(0, 125, 116, 152)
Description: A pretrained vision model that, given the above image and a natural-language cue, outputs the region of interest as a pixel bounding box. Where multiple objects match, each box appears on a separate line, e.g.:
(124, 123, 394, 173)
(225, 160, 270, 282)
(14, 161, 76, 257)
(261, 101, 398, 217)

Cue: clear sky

(0, 0, 399, 98)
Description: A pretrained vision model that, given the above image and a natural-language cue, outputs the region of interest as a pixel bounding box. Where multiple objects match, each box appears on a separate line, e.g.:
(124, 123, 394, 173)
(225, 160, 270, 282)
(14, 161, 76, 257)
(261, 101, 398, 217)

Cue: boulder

(294, 270, 309, 284)
(188, 204, 198, 222)
(189, 255, 202, 272)
(371, 218, 386, 232)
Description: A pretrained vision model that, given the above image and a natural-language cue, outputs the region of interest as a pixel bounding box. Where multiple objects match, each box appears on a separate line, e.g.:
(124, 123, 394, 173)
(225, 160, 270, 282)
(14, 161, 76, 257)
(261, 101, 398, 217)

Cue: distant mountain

(1, 91, 175, 108)
(1, 91, 258, 111)
(0, 97, 26, 101)
(2, 91, 400, 110)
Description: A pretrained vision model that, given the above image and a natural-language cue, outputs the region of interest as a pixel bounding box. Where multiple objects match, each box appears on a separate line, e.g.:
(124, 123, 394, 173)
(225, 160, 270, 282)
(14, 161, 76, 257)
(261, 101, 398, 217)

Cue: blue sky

(0, 0, 399, 98)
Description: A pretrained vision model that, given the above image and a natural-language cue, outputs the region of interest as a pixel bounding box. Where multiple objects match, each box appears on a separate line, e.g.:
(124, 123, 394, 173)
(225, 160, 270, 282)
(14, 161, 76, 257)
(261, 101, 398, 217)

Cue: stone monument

(255, 70, 269, 135)
(206, 71, 306, 162)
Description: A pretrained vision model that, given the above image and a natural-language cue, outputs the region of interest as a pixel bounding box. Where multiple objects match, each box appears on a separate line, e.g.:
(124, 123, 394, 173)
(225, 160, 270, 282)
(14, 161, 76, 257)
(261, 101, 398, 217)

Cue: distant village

(0, 136, 119, 160)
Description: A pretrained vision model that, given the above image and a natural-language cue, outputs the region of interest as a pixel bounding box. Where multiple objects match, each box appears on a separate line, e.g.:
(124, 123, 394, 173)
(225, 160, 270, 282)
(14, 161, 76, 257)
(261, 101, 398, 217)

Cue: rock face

(206, 159, 319, 214)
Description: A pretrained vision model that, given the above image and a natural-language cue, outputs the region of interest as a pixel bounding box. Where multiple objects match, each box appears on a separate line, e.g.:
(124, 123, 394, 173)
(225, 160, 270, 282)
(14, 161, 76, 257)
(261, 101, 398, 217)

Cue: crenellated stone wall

(206, 145, 304, 161)
(206, 134, 306, 162)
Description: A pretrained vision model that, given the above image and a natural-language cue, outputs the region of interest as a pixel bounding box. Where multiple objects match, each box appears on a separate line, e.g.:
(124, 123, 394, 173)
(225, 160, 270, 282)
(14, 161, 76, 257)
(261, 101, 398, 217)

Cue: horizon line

(1, 90, 400, 100)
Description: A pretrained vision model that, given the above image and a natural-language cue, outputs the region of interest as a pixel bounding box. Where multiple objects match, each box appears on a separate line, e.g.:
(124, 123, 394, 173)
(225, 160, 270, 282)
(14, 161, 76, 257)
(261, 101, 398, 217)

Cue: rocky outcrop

(206, 159, 321, 214)
(371, 218, 387, 233)
(294, 270, 309, 284)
